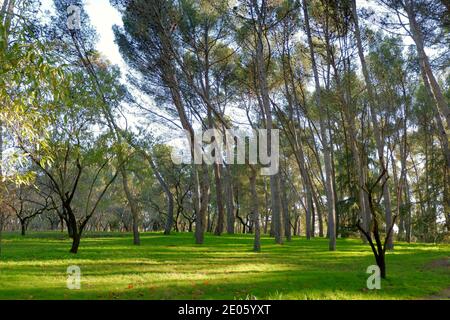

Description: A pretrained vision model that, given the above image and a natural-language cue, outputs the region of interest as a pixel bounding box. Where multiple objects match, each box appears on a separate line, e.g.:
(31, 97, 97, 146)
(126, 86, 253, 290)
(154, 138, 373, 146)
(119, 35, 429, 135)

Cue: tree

(5, 184, 50, 235)
(16, 68, 122, 253)
(351, 0, 394, 249)
(356, 170, 397, 278)
(302, 0, 336, 250)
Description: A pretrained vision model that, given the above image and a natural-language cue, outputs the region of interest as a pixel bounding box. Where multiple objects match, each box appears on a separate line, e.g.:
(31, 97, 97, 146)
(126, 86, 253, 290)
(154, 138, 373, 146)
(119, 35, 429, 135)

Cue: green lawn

(0, 232, 448, 300)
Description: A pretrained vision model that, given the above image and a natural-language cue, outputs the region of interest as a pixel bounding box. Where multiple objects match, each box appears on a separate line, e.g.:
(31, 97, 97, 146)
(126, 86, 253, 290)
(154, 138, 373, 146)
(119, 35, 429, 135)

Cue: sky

(41, 0, 125, 68)
(83, 0, 126, 69)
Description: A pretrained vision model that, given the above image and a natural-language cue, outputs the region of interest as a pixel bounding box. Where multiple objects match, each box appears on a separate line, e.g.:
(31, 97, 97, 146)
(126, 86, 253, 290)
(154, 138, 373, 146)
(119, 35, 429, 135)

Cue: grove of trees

(0, 0, 448, 277)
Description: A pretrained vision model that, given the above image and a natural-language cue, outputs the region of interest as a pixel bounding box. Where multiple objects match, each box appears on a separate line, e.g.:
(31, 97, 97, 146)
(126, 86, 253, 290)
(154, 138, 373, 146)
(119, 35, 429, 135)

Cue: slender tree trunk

(254, 9, 283, 244)
(302, 0, 336, 250)
(121, 167, 140, 245)
(213, 163, 225, 235)
(404, 0, 450, 130)
(263, 177, 270, 235)
(249, 168, 261, 252)
(314, 190, 323, 237)
(280, 176, 291, 241)
(282, 40, 314, 240)
(143, 152, 174, 235)
(196, 163, 210, 243)
(419, 63, 450, 228)
(224, 164, 235, 234)
(157, 20, 207, 244)
(352, 0, 393, 249)
(200, 28, 225, 237)
(329, 128, 337, 238)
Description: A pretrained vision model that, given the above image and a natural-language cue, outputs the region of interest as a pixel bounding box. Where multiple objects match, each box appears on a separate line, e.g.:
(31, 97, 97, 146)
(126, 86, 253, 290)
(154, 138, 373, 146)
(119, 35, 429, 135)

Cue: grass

(0, 231, 448, 300)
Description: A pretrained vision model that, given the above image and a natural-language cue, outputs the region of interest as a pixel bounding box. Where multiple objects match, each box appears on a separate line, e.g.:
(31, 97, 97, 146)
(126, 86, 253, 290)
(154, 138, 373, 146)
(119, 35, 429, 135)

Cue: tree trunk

(253, 4, 283, 244)
(121, 167, 140, 245)
(351, 0, 394, 249)
(20, 220, 26, 236)
(70, 232, 81, 254)
(302, 0, 336, 250)
(282, 43, 314, 240)
(263, 177, 270, 235)
(418, 61, 450, 230)
(224, 164, 235, 234)
(404, 0, 450, 130)
(157, 21, 207, 244)
(143, 152, 174, 235)
(195, 164, 209, 244)
(213, 163, 225, 235)
(249, 168, 261, 252)
(280, 175, 291, 241)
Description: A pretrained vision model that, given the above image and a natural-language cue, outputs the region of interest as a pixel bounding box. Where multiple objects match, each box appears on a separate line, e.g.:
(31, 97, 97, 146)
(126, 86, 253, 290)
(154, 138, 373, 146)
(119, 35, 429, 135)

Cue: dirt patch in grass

(425, 257, 450, 270)
(424, 287, 450, 300)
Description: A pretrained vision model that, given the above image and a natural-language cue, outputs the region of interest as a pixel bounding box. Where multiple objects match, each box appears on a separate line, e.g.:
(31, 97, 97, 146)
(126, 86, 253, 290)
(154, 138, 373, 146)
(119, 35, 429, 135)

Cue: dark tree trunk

(66, 218, 74, 239)
(20, 220, 26, 236)
(70, 233, 81, 254)
(280, 177, 291, 241)
(213, 164, 225, 236)
(377, 254, 386, 279)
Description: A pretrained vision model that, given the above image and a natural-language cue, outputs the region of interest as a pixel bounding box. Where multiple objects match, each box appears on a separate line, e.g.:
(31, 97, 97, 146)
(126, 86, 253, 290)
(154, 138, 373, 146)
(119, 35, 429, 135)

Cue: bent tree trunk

(65, 206, 80, 253)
